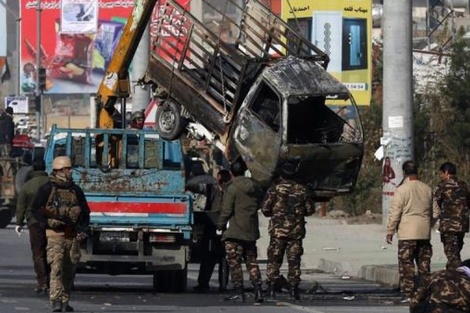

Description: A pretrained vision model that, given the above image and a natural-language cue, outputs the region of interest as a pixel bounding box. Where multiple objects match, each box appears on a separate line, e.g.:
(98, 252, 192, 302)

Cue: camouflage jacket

(411, 267, 470, 313)
(261, 178, 315, 239)
(434, 177, 470, 233)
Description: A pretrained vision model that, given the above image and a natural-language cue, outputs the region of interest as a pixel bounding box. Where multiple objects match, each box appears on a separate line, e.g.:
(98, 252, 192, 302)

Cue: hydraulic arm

(95, 0, 158, 128)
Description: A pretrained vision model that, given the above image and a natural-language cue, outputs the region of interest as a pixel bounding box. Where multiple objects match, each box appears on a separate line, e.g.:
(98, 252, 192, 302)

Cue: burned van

(228, 56, 363, 199)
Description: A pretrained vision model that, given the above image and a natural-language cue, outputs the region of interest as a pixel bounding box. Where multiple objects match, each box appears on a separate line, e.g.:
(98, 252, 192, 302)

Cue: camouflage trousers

(440, 232, 465, 270)
(224, 239, 262, 287)
(0, 143, 11, 157)
(398, 240, 432, 298)
(46, 234, 80, 303)
(266, 237, 303, 286)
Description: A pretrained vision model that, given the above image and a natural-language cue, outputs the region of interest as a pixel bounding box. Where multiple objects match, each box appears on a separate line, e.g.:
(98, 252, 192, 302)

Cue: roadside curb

(318, 258, 399, 287)
(358, 264, 399, 287)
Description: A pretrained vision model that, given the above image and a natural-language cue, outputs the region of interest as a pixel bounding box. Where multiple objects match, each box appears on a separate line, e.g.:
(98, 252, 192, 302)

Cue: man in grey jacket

(386, 160, 437, 302)
(217, 160, 264, 304)
(15, 157, 50, 294)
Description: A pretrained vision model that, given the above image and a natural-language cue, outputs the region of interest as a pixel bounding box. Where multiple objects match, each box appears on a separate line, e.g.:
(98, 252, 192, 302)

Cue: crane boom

(95, 0, 159, 129)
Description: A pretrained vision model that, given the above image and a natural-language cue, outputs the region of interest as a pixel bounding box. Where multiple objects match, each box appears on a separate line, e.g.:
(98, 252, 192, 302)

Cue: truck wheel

(0, 207, 13, 229)
(155, 99, 185, 141)
(153, 267, 188, 293)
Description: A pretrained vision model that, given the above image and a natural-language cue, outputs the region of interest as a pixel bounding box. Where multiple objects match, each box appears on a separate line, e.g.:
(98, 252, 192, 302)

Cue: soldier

(385, 160, 436, 302)
(434, 162, 470, 270)
(261, 161, 315, 301)
(15, 157, 50, 294)
(32, 156, 90, 312)
(216, 160, 264, 303)
(188, 169, 232, 292)
(410, 258, 470, 313)
(0, 106, 14, 156)
(128, 111, 145, 130)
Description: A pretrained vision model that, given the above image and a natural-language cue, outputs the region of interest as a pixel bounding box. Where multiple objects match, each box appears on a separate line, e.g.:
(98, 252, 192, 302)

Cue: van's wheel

(155, 99, 185, 141)
(153, 267, 188, 293)
(0, 207, 13, 229)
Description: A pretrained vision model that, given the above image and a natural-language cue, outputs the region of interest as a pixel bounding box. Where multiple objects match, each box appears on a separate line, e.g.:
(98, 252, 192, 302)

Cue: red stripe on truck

(88, 202, 187, 214)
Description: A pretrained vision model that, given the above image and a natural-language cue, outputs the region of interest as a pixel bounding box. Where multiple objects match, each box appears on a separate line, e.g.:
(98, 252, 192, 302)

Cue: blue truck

(44, 125, 193, 292)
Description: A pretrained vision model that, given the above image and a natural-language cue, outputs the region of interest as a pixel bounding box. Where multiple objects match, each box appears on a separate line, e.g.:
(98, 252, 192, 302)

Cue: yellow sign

(282, 0, 372, 106)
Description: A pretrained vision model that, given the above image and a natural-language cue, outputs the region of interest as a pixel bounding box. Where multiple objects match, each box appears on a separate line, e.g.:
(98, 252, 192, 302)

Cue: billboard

(19, 0, 189, 95)
(282, 0, 372, 106)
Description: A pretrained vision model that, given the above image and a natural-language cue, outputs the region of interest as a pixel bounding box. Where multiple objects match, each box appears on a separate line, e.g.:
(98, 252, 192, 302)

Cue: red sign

(20, 0, 189, 95)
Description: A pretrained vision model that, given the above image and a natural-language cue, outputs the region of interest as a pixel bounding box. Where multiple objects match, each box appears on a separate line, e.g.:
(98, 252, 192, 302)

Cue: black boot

(51, 301, 62, 312)
(254, 283, 264, 304)
(224, 285, 246, 302)
(266, 282, 276, 301)
(63, 301, 74, 312)
(289, 285, 300, 301)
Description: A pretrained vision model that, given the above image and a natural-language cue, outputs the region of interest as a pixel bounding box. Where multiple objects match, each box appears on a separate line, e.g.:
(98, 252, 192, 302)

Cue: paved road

(0, 225, 412, 313)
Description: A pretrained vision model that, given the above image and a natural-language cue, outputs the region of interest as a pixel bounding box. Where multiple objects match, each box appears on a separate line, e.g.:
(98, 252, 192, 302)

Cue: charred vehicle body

(96, 0, 364, 200)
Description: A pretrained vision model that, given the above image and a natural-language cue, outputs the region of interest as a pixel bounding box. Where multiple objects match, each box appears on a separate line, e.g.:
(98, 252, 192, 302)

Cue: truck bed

(145, 0, 329, 139)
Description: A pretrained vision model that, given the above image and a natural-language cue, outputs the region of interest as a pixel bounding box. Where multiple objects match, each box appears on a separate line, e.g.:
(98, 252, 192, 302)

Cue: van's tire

(153, 267, 187, 293)
(0, 206, 13, 229)
(155, 99, 185, 141)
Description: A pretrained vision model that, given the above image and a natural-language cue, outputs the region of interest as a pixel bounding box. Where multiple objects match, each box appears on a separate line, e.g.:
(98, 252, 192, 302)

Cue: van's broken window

(250, 82, 280, 132)
(287, 95, 361, 144)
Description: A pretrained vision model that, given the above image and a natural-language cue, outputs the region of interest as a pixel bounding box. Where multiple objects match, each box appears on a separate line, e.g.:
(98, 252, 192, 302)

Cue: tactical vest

(44, 184, 81, 224)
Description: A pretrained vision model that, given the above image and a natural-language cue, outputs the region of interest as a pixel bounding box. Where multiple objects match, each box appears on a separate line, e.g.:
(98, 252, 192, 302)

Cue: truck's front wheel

(153, 267, 188, 293)
(155, 99, 185, 141)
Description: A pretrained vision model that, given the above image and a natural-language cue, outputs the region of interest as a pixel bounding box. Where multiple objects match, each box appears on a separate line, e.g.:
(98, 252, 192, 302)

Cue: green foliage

(331, 38, 470, 217)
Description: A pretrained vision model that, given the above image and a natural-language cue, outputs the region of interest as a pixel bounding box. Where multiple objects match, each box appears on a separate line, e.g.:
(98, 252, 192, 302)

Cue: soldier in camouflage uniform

(410, 258, 470, 313)
(386, 160, 435, 302)
(216, 160, 264, 303)
(434, 162, 470, 270)
(32, 156, 90, 312)
(261, 161, 315, 301)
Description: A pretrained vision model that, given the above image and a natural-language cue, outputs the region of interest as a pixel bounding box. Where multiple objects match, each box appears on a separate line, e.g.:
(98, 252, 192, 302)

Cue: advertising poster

(282, 0, 372, 106)
(20, 0, 190, 95)
(60, 0, 99, 34)
(4, 96, 29, 114)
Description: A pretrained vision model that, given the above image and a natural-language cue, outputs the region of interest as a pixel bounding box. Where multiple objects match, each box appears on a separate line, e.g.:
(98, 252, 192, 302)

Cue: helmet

(52, 156, 72, 170)
(280, 161, 296, 178)
(131, 111, 145, 121)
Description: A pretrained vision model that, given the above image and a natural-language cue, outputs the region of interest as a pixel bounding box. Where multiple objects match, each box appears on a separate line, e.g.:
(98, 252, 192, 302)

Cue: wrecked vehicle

(96, 0, 364, 200)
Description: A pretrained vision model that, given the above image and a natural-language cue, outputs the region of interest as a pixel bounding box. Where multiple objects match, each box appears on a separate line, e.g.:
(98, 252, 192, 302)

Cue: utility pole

(35, 0, 42, 142)
(381, 0, 414, 225)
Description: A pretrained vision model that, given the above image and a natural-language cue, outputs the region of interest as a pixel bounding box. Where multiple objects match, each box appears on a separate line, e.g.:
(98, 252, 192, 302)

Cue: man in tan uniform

(386, 160, 437, 302)
(32, 156, 90, 312)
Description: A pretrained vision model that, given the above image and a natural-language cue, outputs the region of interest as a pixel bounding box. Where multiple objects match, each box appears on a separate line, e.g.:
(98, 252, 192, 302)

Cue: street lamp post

(35, 0, 42, 142)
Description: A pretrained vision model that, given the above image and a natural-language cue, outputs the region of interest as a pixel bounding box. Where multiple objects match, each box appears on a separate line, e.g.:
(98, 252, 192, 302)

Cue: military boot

(266, 282, 276, 301)
(289, 285, 300, 301)
(63, 301, 74, 312)
(253, 283, 264, 304)
(51, 301, 62, 312)
(224, 284, 246, 302)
